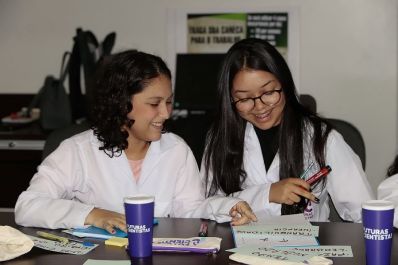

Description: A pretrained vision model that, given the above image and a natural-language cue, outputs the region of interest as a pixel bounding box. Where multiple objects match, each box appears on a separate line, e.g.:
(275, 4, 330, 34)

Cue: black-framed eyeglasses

(232, 89, 283, 111)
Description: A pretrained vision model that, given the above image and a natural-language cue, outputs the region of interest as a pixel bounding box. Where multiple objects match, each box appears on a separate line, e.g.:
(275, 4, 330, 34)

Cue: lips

(254, 109, 272, 121)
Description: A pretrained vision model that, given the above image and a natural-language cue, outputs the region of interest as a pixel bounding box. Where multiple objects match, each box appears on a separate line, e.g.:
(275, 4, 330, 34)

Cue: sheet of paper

(231, 214, 319, 248)
(83, 260, 130, 265)
(233, 224, 319, 237)
(28, 235, 98, 255)
(252, 213, 310, 226)
(273, 245, 353, 258)
(232, 234, 319, 248)
(227, 245, 314, 263)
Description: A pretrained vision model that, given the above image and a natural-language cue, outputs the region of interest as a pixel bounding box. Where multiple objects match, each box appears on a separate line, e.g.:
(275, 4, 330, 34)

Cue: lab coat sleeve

(170, 145, 242, 223)
(377, 174, 398, 228)
(325, 130, 375, 222)
(198, 158, 273, 222)
(14, 139, 94, 229)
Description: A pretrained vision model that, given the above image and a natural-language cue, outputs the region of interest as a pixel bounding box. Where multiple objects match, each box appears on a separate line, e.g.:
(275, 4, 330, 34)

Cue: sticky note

(105, 237, 128, 247)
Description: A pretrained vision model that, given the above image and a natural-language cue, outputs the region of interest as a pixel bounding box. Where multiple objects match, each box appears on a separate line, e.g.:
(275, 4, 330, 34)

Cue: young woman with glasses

(201, 38, 374, 222)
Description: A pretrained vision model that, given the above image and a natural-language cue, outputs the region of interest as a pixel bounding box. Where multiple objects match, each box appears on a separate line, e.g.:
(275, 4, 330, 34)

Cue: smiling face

(231, 69, 285, 130)
(126, 74, 173, 144)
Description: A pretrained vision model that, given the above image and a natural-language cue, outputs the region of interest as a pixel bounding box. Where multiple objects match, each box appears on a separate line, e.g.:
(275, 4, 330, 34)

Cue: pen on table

(300, 161, 315, 180)
(198, 223, 208, 237)
(36, 231, 94, 246)
(306, 165, 332, 186)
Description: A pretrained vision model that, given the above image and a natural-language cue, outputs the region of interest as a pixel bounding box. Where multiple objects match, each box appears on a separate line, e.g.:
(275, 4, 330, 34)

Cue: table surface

(2, 212, 397, 265)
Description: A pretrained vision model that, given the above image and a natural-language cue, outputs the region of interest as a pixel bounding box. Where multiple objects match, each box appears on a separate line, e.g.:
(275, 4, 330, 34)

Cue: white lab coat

(201, 122, 375, 222)
(377, 174, 398, 228)
(15, 130, 236, 229)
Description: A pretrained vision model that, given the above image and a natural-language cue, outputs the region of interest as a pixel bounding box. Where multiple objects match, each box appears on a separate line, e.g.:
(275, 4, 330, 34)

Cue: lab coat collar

(133, 133, 179, 186)
(89, 130, 178, 186)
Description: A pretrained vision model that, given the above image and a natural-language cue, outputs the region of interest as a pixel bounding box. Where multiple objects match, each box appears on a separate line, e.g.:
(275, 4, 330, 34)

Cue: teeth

(152, 122, 163, 127)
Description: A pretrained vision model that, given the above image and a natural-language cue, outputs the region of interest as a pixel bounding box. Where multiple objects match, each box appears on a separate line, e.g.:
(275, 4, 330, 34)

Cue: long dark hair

(91, 50, 171, 157)
(203, 38, 331, 215)
(387, 155, 398, 177)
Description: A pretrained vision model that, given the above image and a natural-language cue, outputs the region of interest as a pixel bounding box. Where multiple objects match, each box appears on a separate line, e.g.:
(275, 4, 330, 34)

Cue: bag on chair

(28, 52, 72, 130)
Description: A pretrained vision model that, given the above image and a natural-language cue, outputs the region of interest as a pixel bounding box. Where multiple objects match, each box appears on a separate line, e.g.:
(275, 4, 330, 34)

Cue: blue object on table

(68, 226, 127, 239)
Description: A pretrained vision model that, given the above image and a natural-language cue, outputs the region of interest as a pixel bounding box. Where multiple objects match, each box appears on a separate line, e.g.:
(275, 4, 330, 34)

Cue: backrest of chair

(299, 94, 317, 113)
(327, 118, 366, 170)
(42, 122, 90, 160)
(326, 118, 366, 222)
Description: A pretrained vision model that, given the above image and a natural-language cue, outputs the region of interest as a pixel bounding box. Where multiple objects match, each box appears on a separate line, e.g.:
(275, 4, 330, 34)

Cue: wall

(0, 0, 396, 191)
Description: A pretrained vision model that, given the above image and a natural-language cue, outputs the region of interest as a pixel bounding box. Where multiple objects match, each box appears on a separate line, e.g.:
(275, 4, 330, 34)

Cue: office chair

(299, 94, 317, 113)
(300, 94, 366, 221)
(325, 118, 366, 222)
(327, 118, 366, 170)
(42, 121, 90, 160)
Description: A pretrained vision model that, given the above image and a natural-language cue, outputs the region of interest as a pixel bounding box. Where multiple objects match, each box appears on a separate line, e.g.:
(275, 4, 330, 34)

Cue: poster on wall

(187, 13, 288, 59)
(167, 7, 299, 88)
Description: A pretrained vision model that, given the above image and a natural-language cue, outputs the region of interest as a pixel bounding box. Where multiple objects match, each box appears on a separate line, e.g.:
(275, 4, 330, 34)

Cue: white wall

(0, 0, 396, 191)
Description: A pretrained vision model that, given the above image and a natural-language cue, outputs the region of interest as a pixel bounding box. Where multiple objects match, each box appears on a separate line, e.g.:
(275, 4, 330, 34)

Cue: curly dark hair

(387, 154, 398, 177)
(91, 50, 171, 158)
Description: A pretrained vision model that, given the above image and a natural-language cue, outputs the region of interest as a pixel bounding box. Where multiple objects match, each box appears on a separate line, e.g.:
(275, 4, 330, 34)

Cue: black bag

(28, 52, 72, 130)
(68, 28, 116, 121)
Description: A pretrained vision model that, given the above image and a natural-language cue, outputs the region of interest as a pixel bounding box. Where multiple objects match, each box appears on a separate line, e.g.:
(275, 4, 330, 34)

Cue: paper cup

(362, 200, 394, 265)
(124, 195, 155, 258)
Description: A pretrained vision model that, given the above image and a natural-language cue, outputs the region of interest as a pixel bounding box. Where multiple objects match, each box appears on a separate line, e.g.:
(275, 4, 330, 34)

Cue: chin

(149, 133, 162, 142)
(252, 119, 279, 130)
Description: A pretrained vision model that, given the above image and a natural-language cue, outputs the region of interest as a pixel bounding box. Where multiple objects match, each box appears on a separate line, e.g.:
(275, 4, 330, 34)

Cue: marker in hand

(306, 165, 332, 186)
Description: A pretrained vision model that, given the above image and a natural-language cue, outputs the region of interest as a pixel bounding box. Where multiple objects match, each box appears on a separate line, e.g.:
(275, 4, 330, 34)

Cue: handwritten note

(233, 224, 319, 237)
(273, 245, 353, 258)
(233, 234, 319, 248)
(231, 214, 319, 249)
(28, 235, 98, 255)
(228, 245, 314, 262)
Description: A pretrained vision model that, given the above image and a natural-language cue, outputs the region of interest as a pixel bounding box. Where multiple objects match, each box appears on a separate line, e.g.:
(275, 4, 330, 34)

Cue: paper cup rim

(362, 200, 394, 210)
(124, 195, 154, 204)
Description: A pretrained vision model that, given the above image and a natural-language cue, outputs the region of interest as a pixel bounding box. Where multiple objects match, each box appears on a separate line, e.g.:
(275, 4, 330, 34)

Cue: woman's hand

(229, 201, 258, 226)
(85, 208, 127, 233)
(269, 178, 318, 205)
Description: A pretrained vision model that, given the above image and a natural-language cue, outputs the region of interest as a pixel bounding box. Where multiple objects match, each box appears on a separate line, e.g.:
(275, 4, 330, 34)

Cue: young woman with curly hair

(201, 38, 374, 222)
(15, 50, 256, 233)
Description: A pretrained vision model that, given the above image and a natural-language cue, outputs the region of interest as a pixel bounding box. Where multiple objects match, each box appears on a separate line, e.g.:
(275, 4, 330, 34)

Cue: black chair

(325, 118, 366, 222)
(299, 94, 317, 113)
(300, 94, 366, 222)
(42, 121, 90, 160)
(327, 118, 366, 170)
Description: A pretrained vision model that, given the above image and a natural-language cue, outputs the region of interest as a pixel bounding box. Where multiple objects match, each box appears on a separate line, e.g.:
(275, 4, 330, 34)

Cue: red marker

(306, 166, 332, 186)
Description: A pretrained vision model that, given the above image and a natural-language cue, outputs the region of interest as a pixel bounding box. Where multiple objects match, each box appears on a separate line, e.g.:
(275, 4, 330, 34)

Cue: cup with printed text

(362, 200, 394, 265)
(124, 195, 155, 258)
